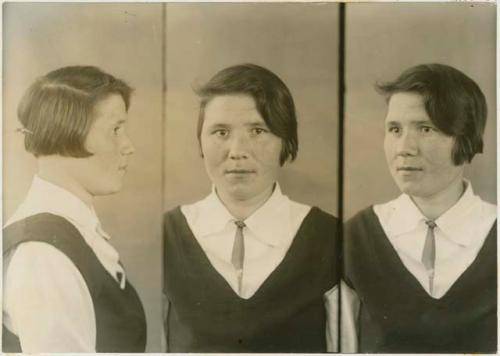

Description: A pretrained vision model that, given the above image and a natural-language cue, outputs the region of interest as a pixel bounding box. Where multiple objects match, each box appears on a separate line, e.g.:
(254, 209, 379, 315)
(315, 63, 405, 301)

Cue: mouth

(225, 169, 256, 175)
(396, 166, 423, 172)
(118, 165, 128, 172)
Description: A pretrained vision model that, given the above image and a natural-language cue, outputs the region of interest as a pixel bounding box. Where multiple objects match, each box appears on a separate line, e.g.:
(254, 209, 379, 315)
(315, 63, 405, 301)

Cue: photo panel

(3, 3, 163, 352)
(163, 2, 341, 352)
(342, 3, 496, 353)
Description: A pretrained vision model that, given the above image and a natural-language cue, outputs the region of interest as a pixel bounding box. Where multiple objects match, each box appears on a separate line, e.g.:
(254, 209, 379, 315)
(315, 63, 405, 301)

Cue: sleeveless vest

(164, 206, 339, 352)
(344, 207, 497, 353)
(2, 213, 147, 352)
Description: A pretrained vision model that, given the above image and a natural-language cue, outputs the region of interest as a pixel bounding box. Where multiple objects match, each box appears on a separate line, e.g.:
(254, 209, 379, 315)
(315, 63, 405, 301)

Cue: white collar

(8, 175, 107, 240)
(190, 183, 291, 247)
(384, 181, 487, 246)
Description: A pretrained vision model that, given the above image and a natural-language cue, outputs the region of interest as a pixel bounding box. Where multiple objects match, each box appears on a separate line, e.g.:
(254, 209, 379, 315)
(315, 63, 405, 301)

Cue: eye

(112, 126, 122, 136)
(420, 125, 436, 134)
(387, 126, 401, 135)
(213, 129, 229, 138)
(251, 127, 267, 136)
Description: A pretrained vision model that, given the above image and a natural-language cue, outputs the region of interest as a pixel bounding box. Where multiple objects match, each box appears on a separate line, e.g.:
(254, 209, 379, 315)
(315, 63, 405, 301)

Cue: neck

(217, 185, 275, 220)
(37, 156, 93, 208)
(411, 176, 465, 220)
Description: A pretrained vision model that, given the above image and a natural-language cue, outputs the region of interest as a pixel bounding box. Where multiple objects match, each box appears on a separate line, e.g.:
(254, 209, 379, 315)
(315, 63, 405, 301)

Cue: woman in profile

(3, 66, 146, 352)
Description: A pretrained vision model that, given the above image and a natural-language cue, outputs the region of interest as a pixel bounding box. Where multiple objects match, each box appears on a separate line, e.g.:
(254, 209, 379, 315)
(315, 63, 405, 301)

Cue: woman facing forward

(164, 64, 339, 353)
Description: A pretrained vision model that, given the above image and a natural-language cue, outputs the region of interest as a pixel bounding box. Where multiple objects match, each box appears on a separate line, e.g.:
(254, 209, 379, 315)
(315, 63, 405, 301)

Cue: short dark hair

(18, 65, 133, 158)
(377, 63, 487, 165)
(195, 63, 298, 166)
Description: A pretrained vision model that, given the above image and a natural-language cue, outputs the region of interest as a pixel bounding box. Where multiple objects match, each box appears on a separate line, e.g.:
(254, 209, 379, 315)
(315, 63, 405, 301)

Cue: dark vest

(164, 206, 339, 352)
(344, 207, 497, 353)
(2, 213, 147, 353)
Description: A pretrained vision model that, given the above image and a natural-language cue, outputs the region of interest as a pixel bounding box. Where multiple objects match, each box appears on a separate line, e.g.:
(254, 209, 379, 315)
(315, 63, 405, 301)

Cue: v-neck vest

(164, 206, 339, 352)
(2, 213, 147, 352)
(344, 207, 497, 353)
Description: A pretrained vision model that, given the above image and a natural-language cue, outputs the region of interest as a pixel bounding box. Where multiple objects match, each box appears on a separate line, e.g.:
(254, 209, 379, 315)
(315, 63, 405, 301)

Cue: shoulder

(4, 213, 83, 254)
(476, 197, 497, 222)
(163, 206, 193, 246)
(297, 206, 339, 249)
(471, 194, 497, 241)
(163, 206, 186, 236)
(308, 206, 339, 226)
(344, 206, 380, 252)
(6, 241, 83, 279)
(7, 212, 78, 233)
(163, 206, 184, 225)
(345, 206, 377, 231)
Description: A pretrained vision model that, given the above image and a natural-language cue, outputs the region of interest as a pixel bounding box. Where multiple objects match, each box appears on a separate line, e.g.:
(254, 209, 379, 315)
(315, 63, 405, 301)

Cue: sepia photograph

(1, 1, 497, 354)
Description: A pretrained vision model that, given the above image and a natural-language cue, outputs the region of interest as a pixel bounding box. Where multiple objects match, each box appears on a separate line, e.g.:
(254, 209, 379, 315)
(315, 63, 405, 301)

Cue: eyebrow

(245, 121, 268, 127)
(206, 123, 230, 129)
(385, 119, 434, 125)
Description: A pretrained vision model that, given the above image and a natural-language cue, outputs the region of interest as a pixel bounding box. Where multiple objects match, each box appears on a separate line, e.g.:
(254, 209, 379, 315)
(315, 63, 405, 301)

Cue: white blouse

(3, 175, 125, 352)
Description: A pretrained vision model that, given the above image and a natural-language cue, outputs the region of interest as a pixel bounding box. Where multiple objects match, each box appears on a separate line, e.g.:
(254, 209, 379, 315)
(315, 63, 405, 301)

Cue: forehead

(92, 94, 127, 127)
(203, 94, 264, 125)
(385, 92, 430, 123)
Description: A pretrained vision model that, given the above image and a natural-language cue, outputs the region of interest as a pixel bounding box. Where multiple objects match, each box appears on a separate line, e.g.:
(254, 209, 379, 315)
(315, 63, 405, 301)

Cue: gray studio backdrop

(163, 3, 340, 216)
(344, 3, 497, 220)
(3, 4, 163, 351)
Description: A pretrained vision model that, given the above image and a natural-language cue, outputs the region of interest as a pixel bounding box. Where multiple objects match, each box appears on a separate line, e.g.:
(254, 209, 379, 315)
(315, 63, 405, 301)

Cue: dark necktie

(422, 220, 437, 294)
(232, 220, 246, 294)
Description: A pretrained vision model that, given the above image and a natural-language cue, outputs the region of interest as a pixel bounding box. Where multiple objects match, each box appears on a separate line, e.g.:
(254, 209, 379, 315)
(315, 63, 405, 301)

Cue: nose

(396, 130, 418, 156)
(228, 132, 249, 160)
(121, 133, 135, 156)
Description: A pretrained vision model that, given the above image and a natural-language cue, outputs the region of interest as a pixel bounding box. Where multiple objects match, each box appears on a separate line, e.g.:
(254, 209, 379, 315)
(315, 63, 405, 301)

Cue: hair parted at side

(18, 65, 133, 158)
(377, 63, 487, 165)
(195, 63, 298, 166)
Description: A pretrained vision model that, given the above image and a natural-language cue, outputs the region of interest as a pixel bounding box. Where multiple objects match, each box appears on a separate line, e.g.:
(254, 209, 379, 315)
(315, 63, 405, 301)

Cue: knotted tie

(422, 220, 437, 294)
(232, 220, 246, 294)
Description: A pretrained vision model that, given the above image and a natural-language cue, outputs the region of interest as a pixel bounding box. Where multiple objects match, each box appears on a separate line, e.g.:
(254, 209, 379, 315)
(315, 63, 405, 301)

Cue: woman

(3, 66, 146, 352)
(163, 64, 339, 352)
(343, 64, 496, 353)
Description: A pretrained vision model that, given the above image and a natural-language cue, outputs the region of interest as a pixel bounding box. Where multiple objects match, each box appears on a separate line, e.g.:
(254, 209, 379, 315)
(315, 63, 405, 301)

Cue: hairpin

(15, 127, 33, 135)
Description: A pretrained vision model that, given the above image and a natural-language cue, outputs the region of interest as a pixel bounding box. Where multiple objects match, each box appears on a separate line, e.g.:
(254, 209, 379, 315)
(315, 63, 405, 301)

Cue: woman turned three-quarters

(343, 64, 496, 353)
(2, 66, 146, 353)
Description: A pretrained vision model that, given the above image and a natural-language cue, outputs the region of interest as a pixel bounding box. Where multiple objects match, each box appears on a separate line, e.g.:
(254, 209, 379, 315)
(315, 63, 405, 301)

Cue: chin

(92, 182, 123, 197)
(228, 190, 252, 201)
(224, 185, 254, 201)
(396, 181, 421, 197)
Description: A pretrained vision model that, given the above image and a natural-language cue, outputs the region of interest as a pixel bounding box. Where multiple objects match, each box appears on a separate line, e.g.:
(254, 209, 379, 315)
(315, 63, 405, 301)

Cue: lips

(397, 166, 423, 172)
(225, 169, 255, 174)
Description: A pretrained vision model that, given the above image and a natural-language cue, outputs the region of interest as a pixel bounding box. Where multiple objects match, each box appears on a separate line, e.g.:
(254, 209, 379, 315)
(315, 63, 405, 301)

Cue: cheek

(253, 138, 282, 166)
(88, 152, 119, 172)
(383, 138, 394, 161)
(86, 134, 120, 155)
(424, 141, 455, 169)
(201, 139, 226, 168)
